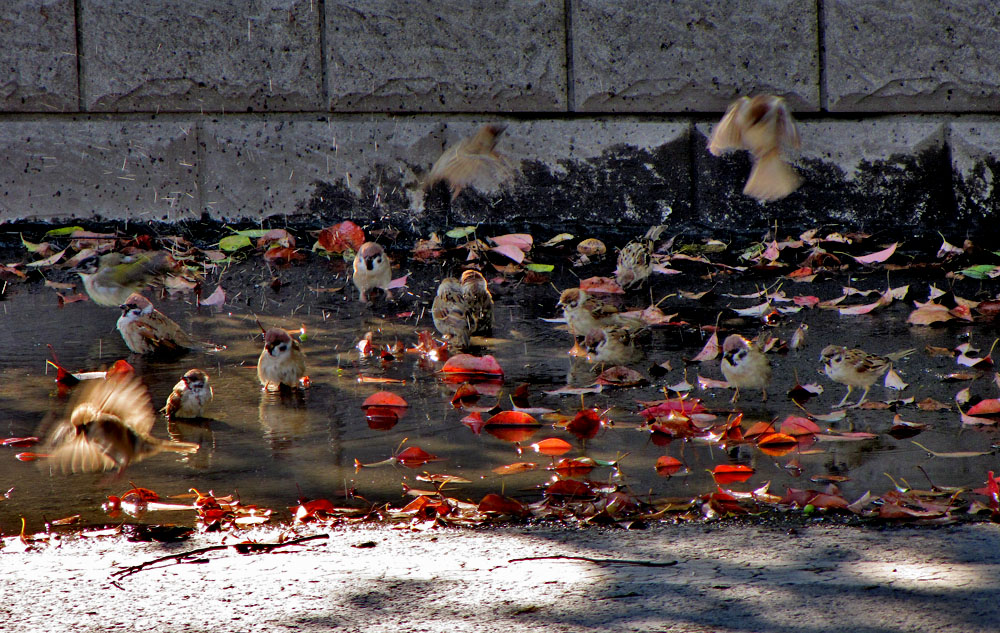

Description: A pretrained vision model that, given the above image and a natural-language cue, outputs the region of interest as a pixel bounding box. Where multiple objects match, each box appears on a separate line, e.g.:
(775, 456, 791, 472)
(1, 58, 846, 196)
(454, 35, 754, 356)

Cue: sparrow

(43, 373, 199, 474)
(424, 123, 517, 200)
(558, 288, 632, 338)
(461, 269, 493, 335)
(614, 225, 667, 289)
(721, 334, 772, 403)
(258, 328, 307, 390)
(820, 345, 915, 407)
(117, 293, 201, 355)
(583, 325, 642, 366)
(432, 277, 473, 349)
(352, 242, 392, 302)
(163, 369, 213, 419)
(708, 94, 801, 202)
(76, 251, 175, 307)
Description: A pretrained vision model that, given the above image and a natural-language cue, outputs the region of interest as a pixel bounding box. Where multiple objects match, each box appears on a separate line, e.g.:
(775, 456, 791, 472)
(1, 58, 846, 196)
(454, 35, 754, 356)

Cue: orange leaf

(318, 221, 365, 253)
(361, 391, 408, 408)
(711, 464, 755, 484)
(485, 426, 539, 442)
(545, 479, 593, 497)
(779, 416, 820, 436)
(531, 437, 572, 456)
(492, 462, 537, 475)
(485, 410, 539, 426)
(579, 276, 624, 294)
(550, 457, 597, 477)
(655, 455, 683, 477)
(395, 446, 439, 468)
(968, 398, 1000, 416)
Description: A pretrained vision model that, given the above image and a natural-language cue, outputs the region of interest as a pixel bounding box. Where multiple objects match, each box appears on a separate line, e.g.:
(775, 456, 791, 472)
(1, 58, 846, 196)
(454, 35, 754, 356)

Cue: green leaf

(232, 229, 269, 238)
(20, 234, 42, 253)
(446, 226, 477, 239)
(219, 235, 253, 252)
(523, 263, 554, 272)
(959, 264, 999, 279)
(43, 226, 85, 237)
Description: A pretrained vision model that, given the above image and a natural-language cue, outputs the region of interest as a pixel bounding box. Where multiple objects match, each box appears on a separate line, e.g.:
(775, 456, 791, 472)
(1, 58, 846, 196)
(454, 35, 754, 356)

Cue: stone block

(0, 0, 78, 112)
(825, 1, 1000, 112)
(0, 119, 200, 222)
(325, 0, 566, 112)
(199, 117, 690, 233)
(79, 0, 323, 112)
(695, 117, 953, 235)
(572, 0, 819, 112)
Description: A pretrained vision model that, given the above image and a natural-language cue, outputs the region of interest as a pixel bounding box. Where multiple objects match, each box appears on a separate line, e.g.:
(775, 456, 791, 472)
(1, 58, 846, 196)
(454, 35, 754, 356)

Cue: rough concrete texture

(825, 1, 1000, 112)
(0, 0, 78, 112)
(0, 119, 200, 222)
(79, 0, 323, 112)
(951, 119, 1000, 227)
(325, 0, 566, 112)
(3, 523, 1000, 632)
(572, 0, 819, 112)
(695, 116, 962, 236)
(200, 117, 690, 229)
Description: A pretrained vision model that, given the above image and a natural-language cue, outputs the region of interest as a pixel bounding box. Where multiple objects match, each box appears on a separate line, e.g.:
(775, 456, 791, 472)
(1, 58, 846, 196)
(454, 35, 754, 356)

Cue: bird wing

(72, 374, 156, 436)
(707, 97, 749, 155)
(46, 430, 118, 473)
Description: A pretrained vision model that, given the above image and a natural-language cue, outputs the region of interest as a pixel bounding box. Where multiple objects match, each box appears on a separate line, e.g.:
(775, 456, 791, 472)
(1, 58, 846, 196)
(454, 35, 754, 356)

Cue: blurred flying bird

(425, 124, 517, 200)
(76, 251, 175, 307)
(708, 95, 801, 202)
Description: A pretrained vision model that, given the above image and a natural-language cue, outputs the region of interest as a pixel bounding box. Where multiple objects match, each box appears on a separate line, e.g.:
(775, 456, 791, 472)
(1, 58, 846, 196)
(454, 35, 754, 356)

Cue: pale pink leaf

(198, 285, 226, 307)
(490, 244, 525, 263)
(690, 332, 720, 362)
(386, 274, 408, 289)
(853, 243, 897, 264)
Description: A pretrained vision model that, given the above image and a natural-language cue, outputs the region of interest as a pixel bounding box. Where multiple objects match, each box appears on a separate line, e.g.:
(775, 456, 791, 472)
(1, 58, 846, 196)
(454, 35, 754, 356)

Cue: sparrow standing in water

(352, 242, 392, 302)
(558, 288, 626, 338)
(461, 270, 493, 335)
(117, 293, 200, 355)
(43, 373, 199, 474)
(583, 325, 642, 366)
(258, 328, 307, 390)
(432, 277, 473, 349)
(424, 124, 517, 199)
(721, 334, 772, 403)
(76, 251, 175, 307)
(614, 225, 667, 289)
(163, 369, 213, 419)
(708, 94, 801, 202)
(820, 345, 915, 407)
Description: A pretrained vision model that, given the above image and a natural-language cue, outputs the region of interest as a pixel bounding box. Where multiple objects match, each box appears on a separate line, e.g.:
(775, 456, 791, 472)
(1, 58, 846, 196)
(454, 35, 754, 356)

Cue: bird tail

(744, 150, 800, 202)
(885, 348, 917, 362)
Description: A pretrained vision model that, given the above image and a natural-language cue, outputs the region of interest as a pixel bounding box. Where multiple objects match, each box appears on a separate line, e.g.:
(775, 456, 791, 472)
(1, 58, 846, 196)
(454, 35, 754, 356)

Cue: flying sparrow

(614, 225, 667, 289)
(432, 277, 473, 349)
(820, 345, 915, 407)
(708, 94, 801, 202)
(43, 373, 199, 474)
(117, 293, 203, 355)
(258, 328, 308, 391)
(721, 334, 772, 403)
(424, 124, 517, 200)
(461, 269, 493, 335)
(163, 369, 213, 420)
(352, 242, 392, 302)
(76, 251, 176, 307)
(583, 325, 642, 366)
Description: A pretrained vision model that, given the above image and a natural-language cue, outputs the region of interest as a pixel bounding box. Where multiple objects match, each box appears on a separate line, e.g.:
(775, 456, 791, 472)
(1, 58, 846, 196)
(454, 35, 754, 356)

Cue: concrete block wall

(1, 0, 998, 239)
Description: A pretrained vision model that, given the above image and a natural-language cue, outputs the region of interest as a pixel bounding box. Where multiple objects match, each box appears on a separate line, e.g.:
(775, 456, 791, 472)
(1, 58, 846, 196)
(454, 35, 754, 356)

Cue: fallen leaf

(579, 276, 624, 294)
(690, 332, 720, 362)
(655, 456, 684, 477)
(711, 464, 755, 485)
(198, 285, 226, 307)
(531, 438, 573, 456)
(491, 462, 537, 475)
(853, 242, 897, 264)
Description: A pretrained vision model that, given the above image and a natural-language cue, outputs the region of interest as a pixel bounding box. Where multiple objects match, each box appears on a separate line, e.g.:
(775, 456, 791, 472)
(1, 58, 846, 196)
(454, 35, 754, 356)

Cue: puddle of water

(0, 269, 997, 532)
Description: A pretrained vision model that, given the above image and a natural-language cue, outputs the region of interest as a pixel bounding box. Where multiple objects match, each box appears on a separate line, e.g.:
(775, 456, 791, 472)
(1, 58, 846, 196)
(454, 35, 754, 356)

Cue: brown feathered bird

(432, 277, 473, 349)
(163, 369, 213, 419)
(425, 124, 517, 199)
(461, 270, 493, 335)
(258, 328, 307, 390)
(43, 373, 199, 474)
(116, 293, 205, 355)
(352, 242, 392, 302)
(708, 95, 801, 202)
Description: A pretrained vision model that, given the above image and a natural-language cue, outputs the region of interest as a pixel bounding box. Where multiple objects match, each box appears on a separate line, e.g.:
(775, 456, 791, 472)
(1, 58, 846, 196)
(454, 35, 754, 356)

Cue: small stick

(508, 554, 677, 567)
(111, 534, 329, 580)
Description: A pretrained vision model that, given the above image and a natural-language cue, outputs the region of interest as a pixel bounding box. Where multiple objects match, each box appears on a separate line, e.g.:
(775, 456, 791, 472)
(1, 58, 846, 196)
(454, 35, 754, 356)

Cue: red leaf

(485, 426, 539, 442)
(478, 493, 526, 516)
(365, 407, 401, 430)
(550, 457, 597, 477)
(579, 276, 625, 294)
(361, 391, 408, 408)
(594, 365, 645, 387)
(257, 228, 295, 249)
(489, 234, 533, 251)
(441, 354, 505, 377)
(485, 411, 540, 426)
(531, 437, 572, 456)
(1, 437, 39, 448)
(263, 246, 304, 265)
(545, 479, 593, 497)
(968, 399, 1000, 416)
(779, 416, 820, 436)
(106, 360, 135, 378)
(637, 398, 706, 418)
(566, 409, 602, 440)
(655, 455, 683, 477)
(15, 452, 47, 462)
(318, 221, 365, 253)
(395, 446, 439, 468)
(461, 411, 486, 434)
(711, 464, 755, 484)
(492, 462, 537, 475)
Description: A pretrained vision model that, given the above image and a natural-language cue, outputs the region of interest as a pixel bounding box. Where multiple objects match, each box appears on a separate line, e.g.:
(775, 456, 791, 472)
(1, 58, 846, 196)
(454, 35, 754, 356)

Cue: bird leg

(761, 388, 768, 403)
(854, 387, 872, 408)
(834, 385, 853, 409)
(730, 387, 741, 404)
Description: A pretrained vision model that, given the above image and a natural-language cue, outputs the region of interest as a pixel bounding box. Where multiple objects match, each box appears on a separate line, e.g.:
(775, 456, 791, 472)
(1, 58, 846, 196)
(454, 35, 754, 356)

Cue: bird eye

(278, 343, 287, 352)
